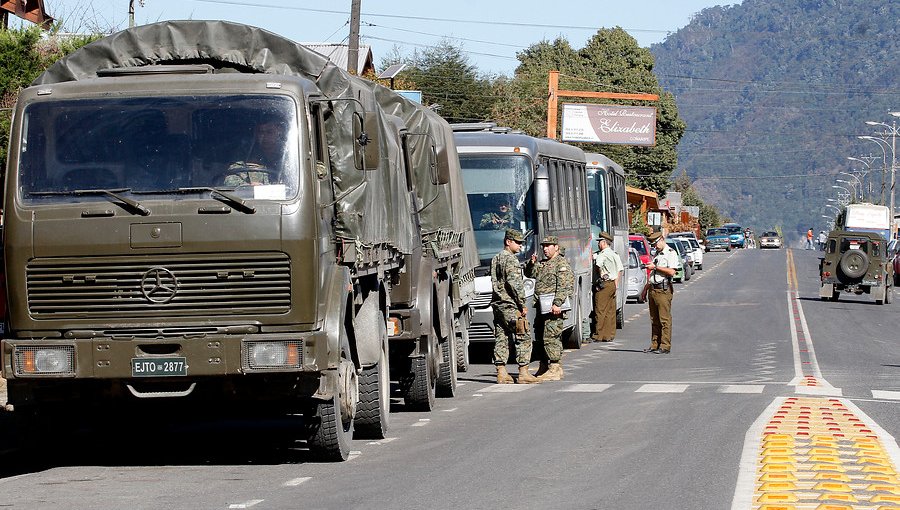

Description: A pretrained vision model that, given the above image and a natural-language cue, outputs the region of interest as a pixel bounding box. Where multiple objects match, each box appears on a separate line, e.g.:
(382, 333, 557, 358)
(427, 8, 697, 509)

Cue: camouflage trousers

(534, 313, 564, 362)
(492, 306, 532, 366)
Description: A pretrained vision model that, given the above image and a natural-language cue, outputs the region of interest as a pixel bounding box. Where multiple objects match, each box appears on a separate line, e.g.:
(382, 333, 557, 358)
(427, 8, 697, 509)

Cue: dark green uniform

(525, 253, 573, 362)
(491, 249, 532, 365)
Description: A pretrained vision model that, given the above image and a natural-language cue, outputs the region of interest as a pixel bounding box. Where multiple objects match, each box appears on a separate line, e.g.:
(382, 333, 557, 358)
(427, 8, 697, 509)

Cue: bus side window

(547, 158, 559, 229)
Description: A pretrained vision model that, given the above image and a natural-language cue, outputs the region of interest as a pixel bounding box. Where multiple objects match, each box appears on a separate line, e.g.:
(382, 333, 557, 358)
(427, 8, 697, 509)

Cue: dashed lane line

(635, 383, 688, 393)
(558, 384, 612, 393)
(228, 500, 265, 509)
(719, 385, 766, 394)
(872, 390, 900, 400)
(282, 477, 311, 487)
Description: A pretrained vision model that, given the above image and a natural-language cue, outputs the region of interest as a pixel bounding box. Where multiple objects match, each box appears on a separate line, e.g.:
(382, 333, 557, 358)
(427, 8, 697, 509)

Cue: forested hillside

(651, 0, 900, 239)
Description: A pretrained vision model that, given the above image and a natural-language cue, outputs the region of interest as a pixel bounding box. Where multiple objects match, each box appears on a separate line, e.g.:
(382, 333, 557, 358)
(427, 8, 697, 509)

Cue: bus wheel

(563, 293, 584, 349)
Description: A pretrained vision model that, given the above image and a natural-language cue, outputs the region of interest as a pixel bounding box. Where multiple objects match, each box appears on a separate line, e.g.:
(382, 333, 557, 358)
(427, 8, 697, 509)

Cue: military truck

(820, 230, 894, 304)
(0, 21, 475, 461)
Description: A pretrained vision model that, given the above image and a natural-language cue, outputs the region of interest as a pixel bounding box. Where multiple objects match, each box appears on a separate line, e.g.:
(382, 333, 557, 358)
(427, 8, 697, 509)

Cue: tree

(384, 40, 497, 123)
(0, 27, 97, 166)
(492, 28, 686, 196)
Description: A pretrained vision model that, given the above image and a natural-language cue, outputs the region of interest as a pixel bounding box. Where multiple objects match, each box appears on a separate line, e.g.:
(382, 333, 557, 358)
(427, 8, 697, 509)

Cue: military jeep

(819, 231, 894, 304)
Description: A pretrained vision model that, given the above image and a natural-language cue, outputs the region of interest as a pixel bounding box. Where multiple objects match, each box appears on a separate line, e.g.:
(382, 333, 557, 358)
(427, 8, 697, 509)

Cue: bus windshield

(460, 154, 535, 265)
(18, 95, 301, 203)
(586, 170, 609, 235)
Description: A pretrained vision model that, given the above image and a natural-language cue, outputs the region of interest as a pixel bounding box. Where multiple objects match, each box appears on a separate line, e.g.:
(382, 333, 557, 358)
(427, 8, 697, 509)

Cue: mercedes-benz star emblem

(140, 267, 178, 304)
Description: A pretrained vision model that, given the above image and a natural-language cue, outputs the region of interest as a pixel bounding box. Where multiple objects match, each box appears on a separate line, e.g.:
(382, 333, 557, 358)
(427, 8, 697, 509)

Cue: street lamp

(848, 156, 877, 202)
(858, 136, 889, 205)
(863, 112, 900, 238)
(836, 179, 860, 201)
(838, 171, 865, 201)
(832, 183, 853, 196)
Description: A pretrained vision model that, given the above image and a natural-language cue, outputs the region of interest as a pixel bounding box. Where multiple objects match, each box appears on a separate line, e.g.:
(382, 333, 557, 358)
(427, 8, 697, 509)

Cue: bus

(585, 153, 629, 329)
(453, 123, 592, 349)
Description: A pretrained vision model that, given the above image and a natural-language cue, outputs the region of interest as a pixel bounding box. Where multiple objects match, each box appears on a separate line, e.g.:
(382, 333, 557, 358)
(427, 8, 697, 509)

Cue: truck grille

(26, 253, 291, 319)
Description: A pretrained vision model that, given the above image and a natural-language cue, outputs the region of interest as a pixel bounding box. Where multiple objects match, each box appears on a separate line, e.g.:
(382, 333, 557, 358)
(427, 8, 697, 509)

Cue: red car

(629, 234, 652, 278)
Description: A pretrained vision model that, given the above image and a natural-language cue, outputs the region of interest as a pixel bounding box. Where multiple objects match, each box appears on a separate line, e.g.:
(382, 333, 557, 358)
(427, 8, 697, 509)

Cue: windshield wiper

(132, 187, 255, 214)
(29, 188, 150, 216)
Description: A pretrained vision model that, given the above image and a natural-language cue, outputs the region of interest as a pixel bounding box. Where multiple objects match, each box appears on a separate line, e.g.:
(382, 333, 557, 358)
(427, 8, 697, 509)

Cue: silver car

(626, 247, 648, 303)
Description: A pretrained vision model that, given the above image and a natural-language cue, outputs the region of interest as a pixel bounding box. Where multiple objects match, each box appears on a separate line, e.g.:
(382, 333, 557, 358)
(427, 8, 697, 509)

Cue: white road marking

(872, 389, 900, 400)
(479, 384, 538, 393)
(348, 451, 361, 460)
(559, 384, 612, 393)
(794, 385, 842, 396)
(229, 500, 265, 509)
(442, 407, 458, 412)
(718, 385, 765, 394)
(635, 383, 688, 393)
(729, 399, 787, 509)
(282, 477, 311, 487)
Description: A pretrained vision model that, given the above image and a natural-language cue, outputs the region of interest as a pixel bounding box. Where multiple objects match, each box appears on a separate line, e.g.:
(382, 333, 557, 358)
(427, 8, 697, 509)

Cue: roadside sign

(560, 103, 657, 146)
(648, 212, 662, 226)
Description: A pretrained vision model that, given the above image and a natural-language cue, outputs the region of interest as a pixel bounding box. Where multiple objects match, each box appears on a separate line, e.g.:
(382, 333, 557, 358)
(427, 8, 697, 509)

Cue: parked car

(629, 234, 652, 278)
(705, 228, 732, 252)
(674, 238, 694, 281)
(666, 238, 688, 282)
(759, 230, 783, 249)
(671, 232, 704, 270)
(890, 239, 900, 286)
(626, 247, 648, 303)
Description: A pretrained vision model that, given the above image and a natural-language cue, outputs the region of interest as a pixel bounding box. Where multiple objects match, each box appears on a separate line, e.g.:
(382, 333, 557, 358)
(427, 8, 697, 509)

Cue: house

(302, 43, 374, 75)
(1, 0, 53, 29)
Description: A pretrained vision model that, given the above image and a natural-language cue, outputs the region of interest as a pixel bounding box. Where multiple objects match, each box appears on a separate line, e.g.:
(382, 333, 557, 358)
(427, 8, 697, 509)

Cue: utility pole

(129, 0, 135, 28)
(348, 0, 361, 75)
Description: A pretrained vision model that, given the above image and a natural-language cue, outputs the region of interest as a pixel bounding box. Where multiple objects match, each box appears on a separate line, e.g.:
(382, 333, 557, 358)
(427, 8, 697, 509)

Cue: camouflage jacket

(525, 254, 574, 307)
(491, 249, 525, 311)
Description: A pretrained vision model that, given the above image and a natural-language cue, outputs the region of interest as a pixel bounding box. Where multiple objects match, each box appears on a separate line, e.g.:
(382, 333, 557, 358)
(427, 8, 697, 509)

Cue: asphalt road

(1, 247, 899, 509)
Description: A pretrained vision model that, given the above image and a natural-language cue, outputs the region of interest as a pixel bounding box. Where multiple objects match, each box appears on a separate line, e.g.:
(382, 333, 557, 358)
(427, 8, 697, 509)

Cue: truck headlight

(243, 341, 301, 370)
(14, 346, 76, 376)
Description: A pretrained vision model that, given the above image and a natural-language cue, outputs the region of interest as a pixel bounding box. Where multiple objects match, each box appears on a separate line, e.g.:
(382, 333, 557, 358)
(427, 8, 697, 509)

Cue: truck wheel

(354, 342, 390, 439)
(307, 356, 357, 461)
(455, 313, 470, 373)
(404, 354, 436, 411)
(566, 297, 584, 349)
(839, 249, 868, 279)
(615, 305, 624, 329)
(437, 298, 458, 398)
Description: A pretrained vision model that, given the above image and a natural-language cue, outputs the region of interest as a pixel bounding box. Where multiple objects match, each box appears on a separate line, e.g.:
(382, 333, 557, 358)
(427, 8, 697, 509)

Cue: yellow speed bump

(865, 474, 899, 483)
(813, 472, 851, 482)
(866, 484, 900, 494)
(760, 472, 799, 482)
(811, 463, 846, 472)
(759, 481, 798, 492)
(812, 482, 853, 492)
(813, 505, 852, 510)
(757, 492, 800, 503)
(762, 463, 796, 473)
(863, 465, 897, 475)
(816, 493, 857, 503)
(870, 494, 900, 504)
(758, 505, 796, 510)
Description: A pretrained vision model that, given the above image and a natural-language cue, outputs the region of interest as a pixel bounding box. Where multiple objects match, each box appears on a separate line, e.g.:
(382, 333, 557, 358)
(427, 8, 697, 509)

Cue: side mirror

(431, 145, 451, 185)
(534, 163, 550, 212)
(353, 111, 381, 171)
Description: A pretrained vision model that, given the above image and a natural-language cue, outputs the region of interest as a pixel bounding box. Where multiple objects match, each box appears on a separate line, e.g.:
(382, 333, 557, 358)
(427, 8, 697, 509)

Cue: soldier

(225, 119, 289, 186)
(525, 235, 574, 381)
(644, 232, 678, 354)
(591, 231, 624, 342)
(480, 200, 514, 229)
(490, 228, 540, 384)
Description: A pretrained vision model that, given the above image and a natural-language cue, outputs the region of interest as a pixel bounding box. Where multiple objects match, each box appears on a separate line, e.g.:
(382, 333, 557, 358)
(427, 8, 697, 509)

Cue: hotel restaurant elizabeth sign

(560, 103, 657, 146)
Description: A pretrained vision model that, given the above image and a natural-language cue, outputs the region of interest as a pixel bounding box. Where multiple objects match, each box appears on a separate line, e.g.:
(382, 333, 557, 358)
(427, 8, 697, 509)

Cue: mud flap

(819, 283, 834, 299)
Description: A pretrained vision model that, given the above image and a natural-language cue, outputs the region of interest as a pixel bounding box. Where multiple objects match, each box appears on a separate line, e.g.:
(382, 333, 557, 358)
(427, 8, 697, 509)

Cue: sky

(32, 0, 741, 76)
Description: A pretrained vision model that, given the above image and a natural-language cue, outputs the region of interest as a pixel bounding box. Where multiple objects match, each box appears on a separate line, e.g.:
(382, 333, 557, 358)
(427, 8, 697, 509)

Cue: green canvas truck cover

(32, 20, 416, 255)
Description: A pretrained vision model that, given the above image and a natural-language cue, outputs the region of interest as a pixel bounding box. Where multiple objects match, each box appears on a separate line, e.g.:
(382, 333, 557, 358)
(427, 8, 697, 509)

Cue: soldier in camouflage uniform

(490, 229, 540, 384)
(480, 200, 514, 229)
(525, 235, 574, 381)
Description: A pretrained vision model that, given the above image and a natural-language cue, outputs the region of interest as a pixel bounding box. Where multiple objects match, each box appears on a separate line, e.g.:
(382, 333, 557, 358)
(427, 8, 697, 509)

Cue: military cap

(648, 232, 663, 243)
(598, 231, 613, 243)
(505, 228, 525, 242)
(540, 235, 559, 245)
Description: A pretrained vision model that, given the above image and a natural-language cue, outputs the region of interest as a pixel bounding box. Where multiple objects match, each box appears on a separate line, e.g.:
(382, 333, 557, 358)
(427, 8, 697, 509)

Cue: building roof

(302, 43, 374, 75)
(1, 0, 53, 28)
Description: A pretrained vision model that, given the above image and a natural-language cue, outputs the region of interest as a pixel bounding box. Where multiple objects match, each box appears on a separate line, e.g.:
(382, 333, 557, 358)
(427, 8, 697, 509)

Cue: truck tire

(839, 249, 868, 279)
(455, 312, 470, 373)
(404, 354, 436, 411)
(354, 343, 390, 439)
(307, 356, 357, 461)
(437, 298, 458, 398)
(563, 292, 584, 349)
(615, 305, 624, 329)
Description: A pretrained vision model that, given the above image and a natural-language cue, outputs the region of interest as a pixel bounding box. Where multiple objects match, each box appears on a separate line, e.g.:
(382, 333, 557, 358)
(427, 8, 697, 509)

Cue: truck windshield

(460, 154, 535, 266)
(17, 95, 301, 203)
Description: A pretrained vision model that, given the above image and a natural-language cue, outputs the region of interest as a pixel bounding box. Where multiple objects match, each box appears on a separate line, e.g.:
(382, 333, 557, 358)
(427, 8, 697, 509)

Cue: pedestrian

(643, 232, 678, 354)
(818, 230, 827, 251)
(490, 228, 540, 384)
(590, 231, 624, 342)
(805, 228, 814, 250)
(525, 235, 573, 381)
